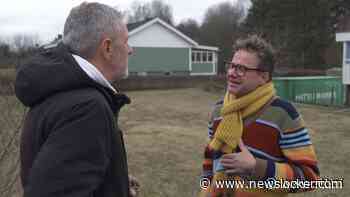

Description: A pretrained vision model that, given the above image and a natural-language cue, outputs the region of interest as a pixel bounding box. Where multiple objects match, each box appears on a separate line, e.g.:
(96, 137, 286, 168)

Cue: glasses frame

(224, 60, 267, 77)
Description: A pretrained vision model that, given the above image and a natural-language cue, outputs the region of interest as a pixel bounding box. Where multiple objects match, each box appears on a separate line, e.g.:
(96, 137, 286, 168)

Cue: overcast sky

(0, 0, 250, 43)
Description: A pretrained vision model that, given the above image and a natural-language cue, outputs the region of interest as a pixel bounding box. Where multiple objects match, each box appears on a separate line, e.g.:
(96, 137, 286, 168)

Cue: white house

(127, 17, 219, 76)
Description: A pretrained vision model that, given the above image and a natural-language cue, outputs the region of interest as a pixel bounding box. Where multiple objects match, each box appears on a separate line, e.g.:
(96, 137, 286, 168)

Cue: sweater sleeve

(258, 104, 320, 193)
(200, 100, 223, 194)
(201, 118, 215, 181)
(23, 99, 112, 197)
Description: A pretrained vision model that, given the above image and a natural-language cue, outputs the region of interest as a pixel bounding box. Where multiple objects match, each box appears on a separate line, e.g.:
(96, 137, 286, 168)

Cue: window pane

(202, 52, 207, 62)
(196, 52, 201, 62)
(208, 52, 213, 62)
(347, 42, 350, 59)
(192, 52, 196, 62)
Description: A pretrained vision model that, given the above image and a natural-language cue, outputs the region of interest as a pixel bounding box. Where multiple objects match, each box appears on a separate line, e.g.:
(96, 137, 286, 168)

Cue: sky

(0, 0, 250, 43)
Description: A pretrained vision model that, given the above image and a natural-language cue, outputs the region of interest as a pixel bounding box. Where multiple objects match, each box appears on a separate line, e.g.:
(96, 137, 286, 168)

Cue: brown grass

(0, 88, 348, 197)
(0, 95, 25, 197)
(0, 68, 16, 81)
(120, 88, 348, 197)
(0, 68, 16, 95)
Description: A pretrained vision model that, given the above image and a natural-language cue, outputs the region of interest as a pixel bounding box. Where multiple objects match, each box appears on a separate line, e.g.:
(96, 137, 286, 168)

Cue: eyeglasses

(225, 61, 266, 77)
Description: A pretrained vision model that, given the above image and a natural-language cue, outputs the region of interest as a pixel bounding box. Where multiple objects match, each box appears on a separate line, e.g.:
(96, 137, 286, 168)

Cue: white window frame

(192, 50, 214, 64)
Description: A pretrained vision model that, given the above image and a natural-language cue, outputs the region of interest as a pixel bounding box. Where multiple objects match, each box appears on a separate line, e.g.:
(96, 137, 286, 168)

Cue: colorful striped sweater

(201, 97, 320, 196)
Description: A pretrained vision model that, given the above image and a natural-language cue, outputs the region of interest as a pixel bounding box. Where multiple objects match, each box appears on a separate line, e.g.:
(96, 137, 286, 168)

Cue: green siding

(192, 63, 214, 73)
(128, 47, 189, 72)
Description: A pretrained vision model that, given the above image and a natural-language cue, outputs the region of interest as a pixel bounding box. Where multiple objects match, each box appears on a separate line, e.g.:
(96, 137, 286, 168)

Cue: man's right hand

(129, 175, 140, 197)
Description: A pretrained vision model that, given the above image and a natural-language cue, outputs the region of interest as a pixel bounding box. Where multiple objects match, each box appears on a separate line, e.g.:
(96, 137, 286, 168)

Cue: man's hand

(220, 139, 256, 176)
(129, 175, 140, 197)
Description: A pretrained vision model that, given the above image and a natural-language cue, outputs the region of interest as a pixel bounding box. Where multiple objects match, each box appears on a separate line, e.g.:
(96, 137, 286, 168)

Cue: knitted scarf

(202, 82, 276, 196)
(210, 82, 275, 151)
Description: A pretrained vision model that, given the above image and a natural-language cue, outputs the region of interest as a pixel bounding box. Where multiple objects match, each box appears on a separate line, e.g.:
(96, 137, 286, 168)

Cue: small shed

(335, 32, 350, 105)
(127, 18, 219, 76)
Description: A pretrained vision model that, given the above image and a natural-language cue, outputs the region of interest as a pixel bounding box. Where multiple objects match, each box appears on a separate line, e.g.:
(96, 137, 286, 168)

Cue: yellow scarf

(209, 82, 275, 152)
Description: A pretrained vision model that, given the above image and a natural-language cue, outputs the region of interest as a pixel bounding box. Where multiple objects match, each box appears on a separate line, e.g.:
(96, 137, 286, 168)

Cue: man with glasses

(199, 35, 319, 196)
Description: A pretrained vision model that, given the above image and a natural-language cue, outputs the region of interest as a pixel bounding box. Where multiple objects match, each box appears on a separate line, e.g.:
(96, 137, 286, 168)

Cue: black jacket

(15, 43, 130, 197)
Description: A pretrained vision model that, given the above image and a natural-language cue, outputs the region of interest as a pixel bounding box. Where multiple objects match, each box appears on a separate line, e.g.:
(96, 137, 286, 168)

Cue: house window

(346, 42, 350, 64)
(196, 52, 201, 62)
(208, 52, 213, 62)
(202, 52, 207, 62)
(192, 50, 214, 63)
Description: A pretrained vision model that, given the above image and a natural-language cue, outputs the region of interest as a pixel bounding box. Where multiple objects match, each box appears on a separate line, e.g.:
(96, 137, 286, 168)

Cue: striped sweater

(201, 97, 320, 196)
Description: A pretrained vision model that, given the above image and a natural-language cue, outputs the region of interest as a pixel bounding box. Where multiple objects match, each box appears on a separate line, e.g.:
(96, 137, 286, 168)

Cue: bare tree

(12, 34, 41, 52)
(128, 1, 153, 23)
(200, 1, 246, 74)
(150, 0, 174, 25)
(127, 0, 174, 25)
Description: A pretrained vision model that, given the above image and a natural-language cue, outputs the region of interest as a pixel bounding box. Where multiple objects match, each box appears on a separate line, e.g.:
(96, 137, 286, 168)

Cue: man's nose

(227, 67, 238, 78)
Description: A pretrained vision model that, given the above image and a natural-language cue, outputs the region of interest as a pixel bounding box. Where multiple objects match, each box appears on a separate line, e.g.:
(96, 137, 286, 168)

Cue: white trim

(213, 53, 218, 74)
(129, 19, 156, 36)
(343, 41, 346, 72)
(156, 19, 198, 46)
(195, 45, 219, 51)
(129, 18, 198, 47)
(190, 72, 216, 76)
(189, 48, 192, 72)
(336, 32, 350, 42)
(344, 42, 346, 84)
(343, 42, 350, 84)
(212, 52, 216, 74)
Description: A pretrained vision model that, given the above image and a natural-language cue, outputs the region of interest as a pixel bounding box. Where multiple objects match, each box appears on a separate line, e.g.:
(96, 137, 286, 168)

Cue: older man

(200, 35, 319, 196)
(15, 2, 137, 197)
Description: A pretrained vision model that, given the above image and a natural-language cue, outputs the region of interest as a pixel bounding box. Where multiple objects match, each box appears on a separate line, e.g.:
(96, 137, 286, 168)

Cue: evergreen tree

(244, 0, 334, 69)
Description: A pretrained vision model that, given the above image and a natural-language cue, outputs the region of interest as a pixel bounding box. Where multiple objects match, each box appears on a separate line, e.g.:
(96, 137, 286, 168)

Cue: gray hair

(63, 2, 124, 59)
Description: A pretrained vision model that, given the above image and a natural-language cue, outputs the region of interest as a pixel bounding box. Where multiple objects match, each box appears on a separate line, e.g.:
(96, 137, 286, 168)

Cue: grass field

(0, 68, 16, 83)
(0, 88, 349, 197)
(121, 88, 349, 197)
(0, 94, 25, 197)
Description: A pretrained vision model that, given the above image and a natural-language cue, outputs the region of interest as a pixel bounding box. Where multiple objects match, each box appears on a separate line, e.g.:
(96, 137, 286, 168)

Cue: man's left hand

(220, 139, 256, 176)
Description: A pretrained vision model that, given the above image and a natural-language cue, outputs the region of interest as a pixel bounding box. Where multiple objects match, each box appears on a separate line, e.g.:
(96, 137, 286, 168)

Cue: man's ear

(260, 72, 271, 82)
(101, 38, 113, 60)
